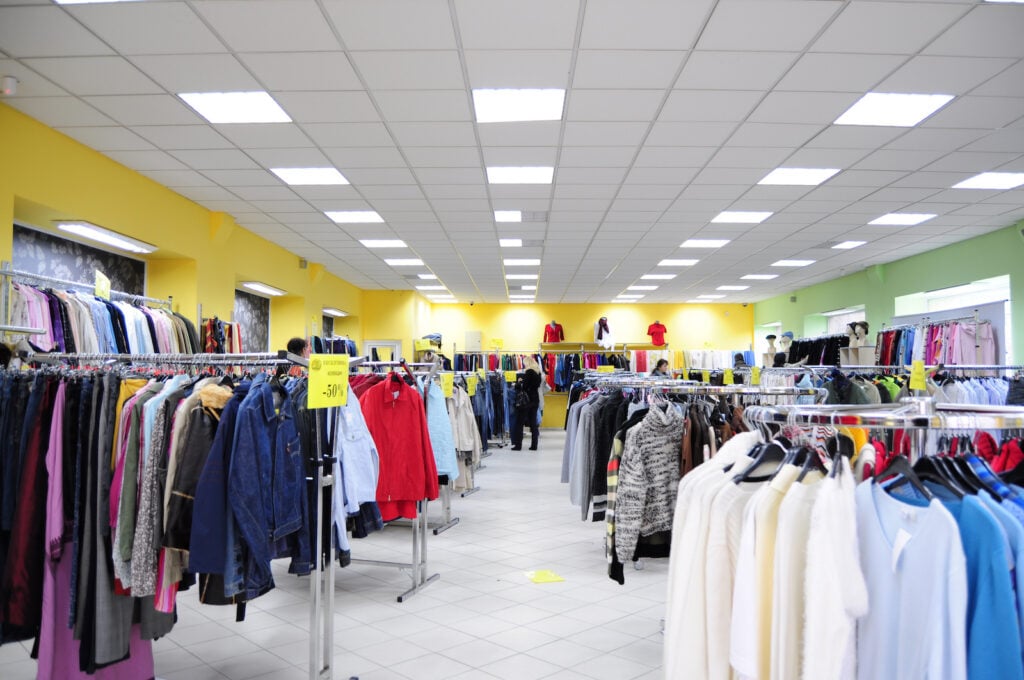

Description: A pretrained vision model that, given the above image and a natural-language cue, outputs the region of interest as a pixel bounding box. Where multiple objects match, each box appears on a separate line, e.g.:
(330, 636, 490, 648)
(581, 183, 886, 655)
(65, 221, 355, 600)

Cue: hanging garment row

(309, 334, 359, 356)
(664, 400, 1024, 680)
(876, 319, 996, 366)
(199, 317, 241, 354)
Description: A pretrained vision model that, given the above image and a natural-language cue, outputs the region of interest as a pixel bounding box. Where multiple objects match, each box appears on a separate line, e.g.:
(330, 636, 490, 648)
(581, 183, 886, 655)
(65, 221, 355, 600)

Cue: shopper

(286, 337, 310, 376)
(511, 357, 542, 451)
(651, 359, 671, 377)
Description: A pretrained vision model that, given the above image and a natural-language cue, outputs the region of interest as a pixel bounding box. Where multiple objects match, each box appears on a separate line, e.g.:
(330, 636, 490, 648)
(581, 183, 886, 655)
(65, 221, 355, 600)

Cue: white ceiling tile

(580, 0, 712, 50)
(879, 55, 1017, 96)
(83, 94, 201, 126)
(926, 5, 1024, 58)
(303, 123, 395, 147)
(482, 146, 558, 165)
(804, 125, 905, 149)
(373, 90, 471, 122)
(782, 147, 871, 167)
(555, 167, 629, 184)
(67, 2, 225, 55)
(415, 167, 485, 184)
(559, 147, 638, 167)
(922, 96, 1024, 129)
(390, 122, 477, 147)
(573, 51, 686, 90)
(130, 54, 260, 93)
(825, 169, 909, 187)
(633, 147, 716, 167)
(566, 89, 664, 122)
(699, 0, 841, 51)
(131, 125, 234, 151)
(647, 121, 736, 146)
(170, 149, 260, 171)
(350, 51, 465, 90)
(267, 92, 378, 124)
(0, 6, 113, 58)
(191, 0, 340, 53)
(776, 53, 905, 92)
(342, 168, 418, 184)
(728, 123, 823, 148)
(888, 171, 966, 188)
(178, 186, 244, 203)
(23, 56, 161, 96)
(553, 184, 620, 199)
(563, 122, 648, 147)
(201, 169, 281, 186)
(56, 126, 154, 152)
(625, 167, 700, 185)
(812, 1, 967, 54)
(247, 148, 332, 168)
(213, 124, 314, 150)
(323, 0, 456, 50)
(852, 148, 950, 171)
(922, 150, 1019, 173)
(885, 128, 988, 152)
(676, 51, 799, 90)
(346, 184, 423, 199)
(454, 0, 580, 50)
(322, 146, 406, 168)
(707, 147, 794, 168)
(971, 60, 1024, 98)
(748, 92, 862, 125)
(141, 169, 217, 188)
(6, 96, 113, 127)
(288, 185, 361, 200)
(660, 90, 763, 122)
(403, 147, 481, 167)
(464, 50, 572, 89)
(238, 52, 361, 92)
(104, 150, 189, 171)
(552, 197, 612, 212)
(963, 128, 1024, 154)
(488, 185, 552, 199)
(477, 122, 562, 146)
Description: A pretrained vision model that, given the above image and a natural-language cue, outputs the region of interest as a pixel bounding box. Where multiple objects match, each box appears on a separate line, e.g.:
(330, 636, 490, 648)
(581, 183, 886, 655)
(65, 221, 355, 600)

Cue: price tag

(596, 365, 615, 373)
(751, 366, 761, 386)
(414, 338, 432, 352)
(307, 354, 349, 409)
(440, 372, 454, 398)
(701, 370, 711, 383)
(723, 369, 734, 385)
(94, 270, 110, 300)
(909, 360, 926, 391)
(490, 338, 504, 350)
(504, 370, 517, 383)
(466, 374, 478, 396)
(476, 367, 486, 378)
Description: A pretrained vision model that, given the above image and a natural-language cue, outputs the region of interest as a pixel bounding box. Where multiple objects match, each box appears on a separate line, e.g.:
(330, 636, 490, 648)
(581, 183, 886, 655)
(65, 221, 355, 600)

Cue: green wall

(754, 220, 1024, 362)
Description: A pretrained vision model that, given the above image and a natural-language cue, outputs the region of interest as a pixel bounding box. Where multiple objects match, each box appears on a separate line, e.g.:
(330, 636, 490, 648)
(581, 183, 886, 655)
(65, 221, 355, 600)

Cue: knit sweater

(615, 404, 684, 563)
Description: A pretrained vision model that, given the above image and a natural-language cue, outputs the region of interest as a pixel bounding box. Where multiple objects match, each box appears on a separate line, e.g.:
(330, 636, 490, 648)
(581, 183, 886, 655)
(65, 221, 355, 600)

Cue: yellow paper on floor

(525, 569, 564, 583)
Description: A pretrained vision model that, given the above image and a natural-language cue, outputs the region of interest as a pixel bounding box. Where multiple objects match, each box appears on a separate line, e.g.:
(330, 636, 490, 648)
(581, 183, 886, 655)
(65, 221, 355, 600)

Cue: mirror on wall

(365, 340, 401, 363)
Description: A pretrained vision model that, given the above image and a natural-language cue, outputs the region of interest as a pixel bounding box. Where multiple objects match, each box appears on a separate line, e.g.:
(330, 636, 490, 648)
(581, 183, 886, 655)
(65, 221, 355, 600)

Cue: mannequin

(543, 320, 564, 343)
(778, 331, 793, 356)
(647, 319, 667, 347)
(846, 322, 858, 349)
(854, 321, 870, 348)
(766, 334, 777, 355)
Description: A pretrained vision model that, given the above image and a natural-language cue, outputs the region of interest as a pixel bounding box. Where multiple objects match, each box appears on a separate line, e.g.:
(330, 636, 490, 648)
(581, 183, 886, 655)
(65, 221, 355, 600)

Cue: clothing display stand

(350, 500, 439, 602)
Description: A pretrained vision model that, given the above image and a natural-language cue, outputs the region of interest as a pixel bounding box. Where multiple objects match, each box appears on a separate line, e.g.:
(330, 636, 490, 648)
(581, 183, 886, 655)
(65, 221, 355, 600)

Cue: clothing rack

(0, 262, 173, 308)
(592, 379, 828, 403)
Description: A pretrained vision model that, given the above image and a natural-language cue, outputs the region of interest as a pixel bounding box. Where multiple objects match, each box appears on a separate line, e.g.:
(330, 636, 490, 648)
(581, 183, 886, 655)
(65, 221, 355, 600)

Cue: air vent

(521, 211, 548, 222)
(522, 239, 544, 248)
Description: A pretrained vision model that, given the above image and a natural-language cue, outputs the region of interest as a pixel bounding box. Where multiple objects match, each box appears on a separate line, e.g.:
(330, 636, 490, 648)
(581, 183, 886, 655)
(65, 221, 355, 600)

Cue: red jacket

(358, 374, 439, 521)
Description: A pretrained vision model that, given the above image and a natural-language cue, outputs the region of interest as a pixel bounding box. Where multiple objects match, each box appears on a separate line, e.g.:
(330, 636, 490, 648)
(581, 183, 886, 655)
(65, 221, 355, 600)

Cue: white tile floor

(1, 429, 668, 679)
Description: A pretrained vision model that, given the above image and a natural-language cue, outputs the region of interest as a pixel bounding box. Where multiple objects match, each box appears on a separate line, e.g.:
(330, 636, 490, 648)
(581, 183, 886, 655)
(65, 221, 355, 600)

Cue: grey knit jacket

(615, 404, 683, 563)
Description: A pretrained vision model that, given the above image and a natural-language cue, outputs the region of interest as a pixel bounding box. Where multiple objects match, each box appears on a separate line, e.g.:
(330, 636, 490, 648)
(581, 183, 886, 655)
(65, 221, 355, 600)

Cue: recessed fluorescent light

(178, 91, 291, 124)
(952, 172, 1024, 190)
(698, 294, 726, 299)
(418, 274, 437, 280)
(322, 307, 348, 317)
(55, 221, 157, 254)
(499, 238, 523, 248)
(758, 167, 841, 186)
(241, 281, 286, 297)
(771, 259, 815, 267)
(985, 0, 1024, 3)
(270, 167, 348, 186)
(473, 89, 565, 123)
(510, 300, 535, 304)
(658, 259, 699, 267)
(360, 239, 407, 248)
(486, 167, 554, 185)
(521, 285, 537, 290)
(681, 239, 730, 248)
(615, 299, 638, 304)
(494, 210, 522, 222)
(503, 258, 540, 266)
(384, 258, 424, 266)
(641, 274, 676, 280)
(711, 211, 772, 224)
(869, 213, 936, 226)
(741, 274, 778, 280)
(822, 308, 860, 317)
(717, 285, 749, 291)
(617, 294, 644, 299)
(628, 285, 658, 291)
(509, 295, 535, 300)
(833, 92, 954, 127)
(832, 240, 867, 250)
(506, 274, 539, 280)
(325, 210, 384, 223)
(416, 285, 447, 291)
(55, 0, 145, 3)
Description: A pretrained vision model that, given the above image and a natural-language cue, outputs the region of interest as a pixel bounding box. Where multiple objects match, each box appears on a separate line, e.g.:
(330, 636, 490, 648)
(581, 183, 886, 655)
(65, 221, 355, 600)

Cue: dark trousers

(512, 405, 539, 449)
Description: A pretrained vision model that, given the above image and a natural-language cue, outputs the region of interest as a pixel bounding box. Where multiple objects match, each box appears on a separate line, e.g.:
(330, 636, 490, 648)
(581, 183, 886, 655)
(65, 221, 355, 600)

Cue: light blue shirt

(418, 378, 459, 480)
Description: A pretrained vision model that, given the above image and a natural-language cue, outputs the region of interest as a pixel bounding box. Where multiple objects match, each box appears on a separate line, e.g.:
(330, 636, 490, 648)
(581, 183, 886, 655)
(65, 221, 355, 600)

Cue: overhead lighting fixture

(503, 258, 540, 266)
(952, 172, 1024, 190)
(359, 239, 407, 248)
(495, 210, 522, 223)
(499, 238, 523, 248)
(241, 281, 286, 297)
(322, 307, 348, 317)
(642, 274, 676, 280)
(510, 300, 535, 304)
(617, 294, 644, 299)
(717, 285, 749, 291)
(628, 285, 658, 291)
(758, 167, 841, 186)
(681, 239, 730, 248)
(615, 299, 638, 304)
(384, 258, 424, 266)
(178, 91, 291, 124)
(509, 295, 535, 300)
(506, 274, 539, 280)
(55, 221, 157, 254)
(771, 259, 815, 267)
(868, 213, 936, 226)
(698, 294, 726, 299)
(658, 259, 699, 267)
(521, 285, 537, 290)
(326, 210, 384, 223)
(486, 167, 554, 185)
(271, 167, 348, 186)
(55, 0, 146, 3)
(985, 0, 1024, 3)
(711, 211, 772, 224)
(472, 89, 565, 123)
(418, 273, 437, 280)
(833, 92, 954, 127)
(741, 274, 778, 280)
(822, 308, 860, 317)
(416, 285, 447, 291)
(832, 240, 867, 250)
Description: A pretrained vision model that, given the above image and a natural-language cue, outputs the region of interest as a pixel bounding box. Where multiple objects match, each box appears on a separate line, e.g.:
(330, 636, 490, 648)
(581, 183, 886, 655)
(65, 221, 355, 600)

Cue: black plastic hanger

(733, 439, 787, 483)
(878, 455, 935, 500)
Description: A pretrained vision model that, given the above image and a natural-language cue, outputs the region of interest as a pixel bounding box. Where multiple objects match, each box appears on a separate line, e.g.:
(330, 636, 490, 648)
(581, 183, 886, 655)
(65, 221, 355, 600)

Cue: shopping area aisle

(0, 429, 667, 680)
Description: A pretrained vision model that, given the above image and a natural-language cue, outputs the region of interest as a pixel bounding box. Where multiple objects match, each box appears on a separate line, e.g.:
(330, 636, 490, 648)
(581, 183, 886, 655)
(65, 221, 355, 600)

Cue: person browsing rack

(651, 359, 671, 377)
(512, 357, 542, 451)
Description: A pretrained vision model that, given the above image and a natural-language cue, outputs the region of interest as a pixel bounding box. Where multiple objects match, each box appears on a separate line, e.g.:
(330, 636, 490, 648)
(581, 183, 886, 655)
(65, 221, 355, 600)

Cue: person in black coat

(512, 357, 542, 450)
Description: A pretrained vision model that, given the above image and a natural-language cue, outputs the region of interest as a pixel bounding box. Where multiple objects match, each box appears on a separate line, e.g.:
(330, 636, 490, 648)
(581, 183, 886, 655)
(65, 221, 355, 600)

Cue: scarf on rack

(597, 317, 609, 340)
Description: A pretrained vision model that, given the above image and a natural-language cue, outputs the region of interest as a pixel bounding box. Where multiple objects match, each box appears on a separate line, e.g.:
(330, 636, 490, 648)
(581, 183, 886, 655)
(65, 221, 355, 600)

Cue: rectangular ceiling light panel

(179, 91, 291, 124)
(758, 168, 841, 186)
(360, 239, 407, 248)
(641, 274, 676, 280)
(868, 213, 936, 226)
(681, 239, 730, 248)
(55, 221, 157, 254)
(628, 285, 658, 291)
(384, 258, 424, 266)
(499, 238, 523, 248)
(711, 211, 772, 224)
(271, 167, 349, 185)
(771, 259, 815, 267)
(486, 167, 554, 184)
(658, 259, 699, 266)
(506, 274, 539, 280)
(717, 285, 749, 291)
(833, 92, 954, 127)
(495, 210, 522, 222)
(952, 172, 1024, 190)
(503, 258, 540, 266)
(241, 281, 286, 296)
(832, 241, 867, 249)
(741, 274, 778, 280)
(473, 89, 566, 123)
(326, 210, 384, 223)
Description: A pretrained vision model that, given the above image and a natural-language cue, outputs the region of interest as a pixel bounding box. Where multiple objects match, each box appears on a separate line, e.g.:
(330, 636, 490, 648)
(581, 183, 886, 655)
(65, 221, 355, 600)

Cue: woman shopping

(512, 357, 542, 451)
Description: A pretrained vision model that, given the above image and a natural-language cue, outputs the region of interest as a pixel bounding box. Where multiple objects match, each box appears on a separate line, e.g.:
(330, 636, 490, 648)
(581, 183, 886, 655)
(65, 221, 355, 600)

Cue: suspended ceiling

(0, 0, 1022, 305)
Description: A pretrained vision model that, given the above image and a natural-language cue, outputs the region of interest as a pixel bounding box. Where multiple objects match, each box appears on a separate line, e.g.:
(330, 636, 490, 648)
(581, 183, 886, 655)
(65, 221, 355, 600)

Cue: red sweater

(358, 374, 439, 521)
